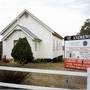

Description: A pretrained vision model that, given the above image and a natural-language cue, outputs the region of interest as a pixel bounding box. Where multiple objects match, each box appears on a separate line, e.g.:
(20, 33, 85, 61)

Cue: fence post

(87, 68, 90, 90)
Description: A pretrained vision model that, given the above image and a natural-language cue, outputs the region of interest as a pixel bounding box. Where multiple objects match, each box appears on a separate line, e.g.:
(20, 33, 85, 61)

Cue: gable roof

(2, 25, 41, 41)
(18, 25, 41, 41)
(52, 32, 63, 39)
(0, 9, 63, 39)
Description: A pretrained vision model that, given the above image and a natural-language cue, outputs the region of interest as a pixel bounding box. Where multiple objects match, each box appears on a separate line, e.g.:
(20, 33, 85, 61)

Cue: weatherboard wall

(2, 12, 63, 59)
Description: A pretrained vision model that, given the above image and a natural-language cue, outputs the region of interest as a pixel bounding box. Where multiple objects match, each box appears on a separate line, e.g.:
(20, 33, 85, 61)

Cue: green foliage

(80, 19, 90, 35)
(11, 37, 34, 64)
(33, 56, 63, 63)
(53, 55, 63, 62)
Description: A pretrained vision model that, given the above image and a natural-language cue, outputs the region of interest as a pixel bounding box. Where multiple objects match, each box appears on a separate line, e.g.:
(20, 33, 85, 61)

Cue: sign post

(64, 35, 90, 70)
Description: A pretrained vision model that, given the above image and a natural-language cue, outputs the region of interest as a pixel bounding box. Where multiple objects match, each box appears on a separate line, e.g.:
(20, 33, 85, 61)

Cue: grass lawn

(0, 61, 64, 70)
(0, 61, 86, 89)
(0, 61, 65, 88)
(22, 62, 65, 88)
(23, 62, 64, 70)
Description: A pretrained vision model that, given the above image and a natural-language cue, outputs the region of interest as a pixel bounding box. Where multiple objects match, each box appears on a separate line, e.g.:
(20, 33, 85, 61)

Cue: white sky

(0, 0, 90, 37)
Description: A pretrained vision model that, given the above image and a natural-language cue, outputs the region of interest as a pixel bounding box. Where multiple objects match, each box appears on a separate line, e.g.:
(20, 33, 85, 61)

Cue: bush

(33, 59, 52, 63)
(53, 55, 63, 62)
(11, 37, 34, 64)
(33, 56, 63, 63)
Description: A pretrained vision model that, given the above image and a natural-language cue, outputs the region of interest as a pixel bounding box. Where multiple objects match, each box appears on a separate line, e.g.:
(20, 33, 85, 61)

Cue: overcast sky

(0, 0, 90, 37)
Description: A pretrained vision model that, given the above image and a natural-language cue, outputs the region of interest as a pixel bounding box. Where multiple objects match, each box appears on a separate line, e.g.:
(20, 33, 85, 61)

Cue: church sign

(64, 35, 90, 70)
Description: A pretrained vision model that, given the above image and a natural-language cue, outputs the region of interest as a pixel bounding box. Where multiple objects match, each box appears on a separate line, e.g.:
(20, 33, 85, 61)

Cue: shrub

(33, 59, 52, 63)
(53, 55, 63, 62)
(33, 56, 63, 63)
(11, 37, 34, 64)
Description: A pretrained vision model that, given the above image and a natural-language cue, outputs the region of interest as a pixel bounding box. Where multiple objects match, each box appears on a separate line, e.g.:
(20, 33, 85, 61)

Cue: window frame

(35, 42, 38, 51)
(14, 40, 18, 46)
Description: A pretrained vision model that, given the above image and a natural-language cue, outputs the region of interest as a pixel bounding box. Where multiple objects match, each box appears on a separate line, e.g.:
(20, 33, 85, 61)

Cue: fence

(0, 66, 88, 90)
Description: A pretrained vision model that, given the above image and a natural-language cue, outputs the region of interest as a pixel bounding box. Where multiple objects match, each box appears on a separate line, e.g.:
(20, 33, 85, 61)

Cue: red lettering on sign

(64, 58, 90, 70)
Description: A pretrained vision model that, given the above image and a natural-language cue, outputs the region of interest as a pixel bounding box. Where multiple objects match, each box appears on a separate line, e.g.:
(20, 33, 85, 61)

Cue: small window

(53, 39, 55, 51)
(58, 41, 60, 50)
(14, 40, 18, 46)
(35, 42, 37, 51)
(56, 40, 58, 51)
(58, 42, 61, 50)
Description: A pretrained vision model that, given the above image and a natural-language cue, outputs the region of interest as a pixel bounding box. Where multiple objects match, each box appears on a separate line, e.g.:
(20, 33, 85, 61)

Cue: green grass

(0, 61, 64, 70)
(23, 62, 64, 70)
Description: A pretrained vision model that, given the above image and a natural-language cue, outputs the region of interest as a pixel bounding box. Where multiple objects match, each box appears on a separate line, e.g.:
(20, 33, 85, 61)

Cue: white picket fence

(0, 66, 88, 90)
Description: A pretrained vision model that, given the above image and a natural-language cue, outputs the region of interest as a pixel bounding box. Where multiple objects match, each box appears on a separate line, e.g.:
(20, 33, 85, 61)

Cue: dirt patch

(23, 73, 64, 87)
(22, 73, 86, 89)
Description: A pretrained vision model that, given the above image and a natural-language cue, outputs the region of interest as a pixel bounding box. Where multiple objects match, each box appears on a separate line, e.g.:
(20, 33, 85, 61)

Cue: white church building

(0, 10, 63, 60)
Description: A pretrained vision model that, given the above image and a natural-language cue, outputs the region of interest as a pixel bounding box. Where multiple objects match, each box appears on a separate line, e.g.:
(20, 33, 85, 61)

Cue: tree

(11, 37, 34, 64)
(80, 19, 90, 35)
